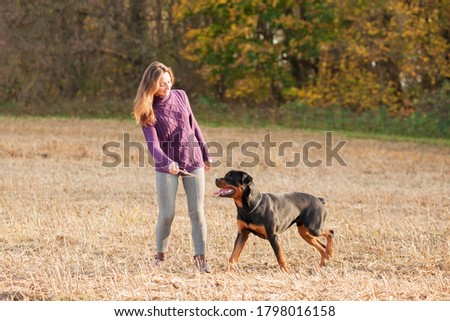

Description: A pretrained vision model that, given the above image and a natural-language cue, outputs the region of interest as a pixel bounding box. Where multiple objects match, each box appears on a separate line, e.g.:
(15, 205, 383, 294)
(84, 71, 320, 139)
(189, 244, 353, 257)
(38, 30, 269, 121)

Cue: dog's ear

(241, 172, 253, 185)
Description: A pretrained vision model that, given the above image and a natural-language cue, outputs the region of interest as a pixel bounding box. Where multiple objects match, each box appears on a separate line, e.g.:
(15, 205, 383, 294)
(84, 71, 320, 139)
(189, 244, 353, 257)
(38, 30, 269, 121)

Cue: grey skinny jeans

(155, 168, 207, 255)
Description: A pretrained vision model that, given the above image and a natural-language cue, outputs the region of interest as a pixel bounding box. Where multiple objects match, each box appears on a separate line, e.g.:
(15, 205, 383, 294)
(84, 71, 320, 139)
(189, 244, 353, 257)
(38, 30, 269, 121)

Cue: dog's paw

(226, 262, 239, 273)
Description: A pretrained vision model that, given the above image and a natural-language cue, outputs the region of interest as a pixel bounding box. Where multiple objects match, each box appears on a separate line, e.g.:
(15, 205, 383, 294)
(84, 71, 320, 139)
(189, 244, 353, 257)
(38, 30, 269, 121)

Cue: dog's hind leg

(297, 225, 332, 266)
(322, 229, 334, 260)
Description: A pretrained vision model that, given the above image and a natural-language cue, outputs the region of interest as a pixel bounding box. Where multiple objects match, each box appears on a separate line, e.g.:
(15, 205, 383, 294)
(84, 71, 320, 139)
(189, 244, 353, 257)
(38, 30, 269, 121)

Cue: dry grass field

(0, 117, 448, 301)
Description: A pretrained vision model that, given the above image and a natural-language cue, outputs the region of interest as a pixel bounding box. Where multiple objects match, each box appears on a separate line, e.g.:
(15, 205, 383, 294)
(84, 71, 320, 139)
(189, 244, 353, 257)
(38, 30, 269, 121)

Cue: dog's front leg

(268, 234, 288, 273)
(228, 230, 250, 271)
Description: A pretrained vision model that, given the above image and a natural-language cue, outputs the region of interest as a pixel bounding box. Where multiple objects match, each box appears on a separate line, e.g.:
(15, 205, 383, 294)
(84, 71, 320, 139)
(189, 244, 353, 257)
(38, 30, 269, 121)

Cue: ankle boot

(151, 252, 167, 268)
(193, 254, 211, 273)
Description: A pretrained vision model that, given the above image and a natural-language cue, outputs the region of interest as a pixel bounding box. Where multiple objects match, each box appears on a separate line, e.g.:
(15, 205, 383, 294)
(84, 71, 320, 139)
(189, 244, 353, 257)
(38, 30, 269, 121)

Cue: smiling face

(155, 71, 173, 97)
(214, 170, 253, 198)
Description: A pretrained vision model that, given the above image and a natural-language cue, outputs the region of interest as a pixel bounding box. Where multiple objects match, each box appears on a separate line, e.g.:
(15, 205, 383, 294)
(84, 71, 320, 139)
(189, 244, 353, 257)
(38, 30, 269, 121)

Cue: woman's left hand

(204, 160, 211, 173)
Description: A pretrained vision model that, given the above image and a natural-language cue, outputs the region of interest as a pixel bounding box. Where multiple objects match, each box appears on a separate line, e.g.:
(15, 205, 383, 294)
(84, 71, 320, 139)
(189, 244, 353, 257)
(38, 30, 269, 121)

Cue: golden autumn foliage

(175, 0, 449, 112)
(1, 0, 448, 115)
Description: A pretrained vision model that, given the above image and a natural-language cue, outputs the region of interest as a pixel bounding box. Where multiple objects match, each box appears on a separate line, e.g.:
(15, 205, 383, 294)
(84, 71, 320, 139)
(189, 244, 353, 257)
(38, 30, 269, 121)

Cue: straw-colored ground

(0, 117, 448, 301)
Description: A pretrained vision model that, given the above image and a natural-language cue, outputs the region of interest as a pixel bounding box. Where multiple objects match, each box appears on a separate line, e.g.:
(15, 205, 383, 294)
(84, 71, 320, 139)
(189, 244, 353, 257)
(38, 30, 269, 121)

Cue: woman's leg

(155, 171, 179, 254)
(182, 168, 207, 256)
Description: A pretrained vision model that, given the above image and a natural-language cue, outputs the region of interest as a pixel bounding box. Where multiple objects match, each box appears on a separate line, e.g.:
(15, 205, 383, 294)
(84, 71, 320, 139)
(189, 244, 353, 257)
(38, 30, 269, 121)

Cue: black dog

(215, 170, 334, 272)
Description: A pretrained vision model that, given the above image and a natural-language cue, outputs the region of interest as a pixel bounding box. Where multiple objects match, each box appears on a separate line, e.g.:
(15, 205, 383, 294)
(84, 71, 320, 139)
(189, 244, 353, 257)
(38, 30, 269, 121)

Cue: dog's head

(214, 170, 253, 198)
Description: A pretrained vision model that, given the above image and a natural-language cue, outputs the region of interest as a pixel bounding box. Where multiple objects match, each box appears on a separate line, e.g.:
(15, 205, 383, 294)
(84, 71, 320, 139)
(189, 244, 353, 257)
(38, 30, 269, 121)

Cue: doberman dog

(215, 170, 334, 272)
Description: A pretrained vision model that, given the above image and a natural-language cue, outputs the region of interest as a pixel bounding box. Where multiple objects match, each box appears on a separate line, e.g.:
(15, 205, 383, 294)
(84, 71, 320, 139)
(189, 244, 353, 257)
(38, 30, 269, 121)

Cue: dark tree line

(1, 0, 448, 115)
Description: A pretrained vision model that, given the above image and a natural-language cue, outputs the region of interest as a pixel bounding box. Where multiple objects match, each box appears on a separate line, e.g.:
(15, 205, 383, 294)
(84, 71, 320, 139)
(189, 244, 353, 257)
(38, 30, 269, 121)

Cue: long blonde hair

(133, 61, 175, 126)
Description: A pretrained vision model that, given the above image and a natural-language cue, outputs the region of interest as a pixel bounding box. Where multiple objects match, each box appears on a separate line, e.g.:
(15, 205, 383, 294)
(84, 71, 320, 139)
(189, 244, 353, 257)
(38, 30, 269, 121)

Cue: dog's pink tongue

(214, 189, 234, 196)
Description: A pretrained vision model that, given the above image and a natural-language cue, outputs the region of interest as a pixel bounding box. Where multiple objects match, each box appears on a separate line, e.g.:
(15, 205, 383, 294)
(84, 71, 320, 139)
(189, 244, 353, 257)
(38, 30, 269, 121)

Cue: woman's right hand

(168, 161, 179, 175)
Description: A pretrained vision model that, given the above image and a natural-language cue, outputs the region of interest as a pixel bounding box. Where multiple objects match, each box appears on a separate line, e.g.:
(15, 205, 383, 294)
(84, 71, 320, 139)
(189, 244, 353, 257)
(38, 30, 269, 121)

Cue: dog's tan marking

(237, 219, 267, 239)
(297, 225, 334, 266)
(231, 186, 245, 208)
(228, 225, 250, 269)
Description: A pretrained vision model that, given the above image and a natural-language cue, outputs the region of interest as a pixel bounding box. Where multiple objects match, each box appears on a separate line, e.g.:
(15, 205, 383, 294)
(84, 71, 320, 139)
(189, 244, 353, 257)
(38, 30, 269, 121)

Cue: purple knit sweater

(142, 89, 210, 173)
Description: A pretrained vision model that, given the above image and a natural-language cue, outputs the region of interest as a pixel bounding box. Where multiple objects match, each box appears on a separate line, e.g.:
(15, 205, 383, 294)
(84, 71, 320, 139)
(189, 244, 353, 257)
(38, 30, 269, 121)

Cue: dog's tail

(318, 197, 325, 205)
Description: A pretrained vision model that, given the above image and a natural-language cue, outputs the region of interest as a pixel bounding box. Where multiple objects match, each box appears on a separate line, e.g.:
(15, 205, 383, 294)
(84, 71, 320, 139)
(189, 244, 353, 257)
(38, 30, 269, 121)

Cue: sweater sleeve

(183, 92, 211, 162)
(142, 125, 172, 172)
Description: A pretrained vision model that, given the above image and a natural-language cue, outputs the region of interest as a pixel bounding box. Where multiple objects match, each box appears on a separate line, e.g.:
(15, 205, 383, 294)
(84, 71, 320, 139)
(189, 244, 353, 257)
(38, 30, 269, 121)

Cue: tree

(2, 0, 448, 115)
(174, 0, 337, 104)
(175, 0, 449, 112)
(281, 0, 450, 112)
(0, 0, 185, 104)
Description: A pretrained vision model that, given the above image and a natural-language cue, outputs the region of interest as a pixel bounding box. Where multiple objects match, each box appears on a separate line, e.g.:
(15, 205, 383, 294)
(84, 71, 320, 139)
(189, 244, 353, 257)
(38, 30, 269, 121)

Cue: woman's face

(155, 72, 172, 97)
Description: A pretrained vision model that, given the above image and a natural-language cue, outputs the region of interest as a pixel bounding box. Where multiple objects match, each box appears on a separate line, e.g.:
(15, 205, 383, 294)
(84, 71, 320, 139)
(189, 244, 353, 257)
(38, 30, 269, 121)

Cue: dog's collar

(246, 194, 264, 215)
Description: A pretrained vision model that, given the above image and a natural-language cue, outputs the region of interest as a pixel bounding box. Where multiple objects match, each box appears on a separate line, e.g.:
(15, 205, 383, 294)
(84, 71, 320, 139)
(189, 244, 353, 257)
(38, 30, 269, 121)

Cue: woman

(133, 61, 211, 273)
